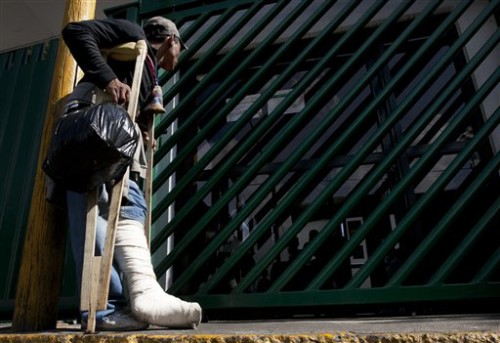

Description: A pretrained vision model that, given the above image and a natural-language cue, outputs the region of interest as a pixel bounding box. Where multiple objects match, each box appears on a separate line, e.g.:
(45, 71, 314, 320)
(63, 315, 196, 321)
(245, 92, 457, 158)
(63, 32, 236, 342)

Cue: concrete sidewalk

(0, 314, 498, 342)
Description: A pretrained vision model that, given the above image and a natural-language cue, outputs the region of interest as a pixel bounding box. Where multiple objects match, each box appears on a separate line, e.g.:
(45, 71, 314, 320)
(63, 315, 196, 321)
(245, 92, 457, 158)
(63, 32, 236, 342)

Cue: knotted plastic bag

(43, 102, 139, 193)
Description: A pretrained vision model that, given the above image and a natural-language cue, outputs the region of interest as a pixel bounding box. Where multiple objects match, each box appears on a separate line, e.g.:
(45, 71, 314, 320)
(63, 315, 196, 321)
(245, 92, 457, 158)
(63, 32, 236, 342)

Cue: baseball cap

(143, 16, 188, 50)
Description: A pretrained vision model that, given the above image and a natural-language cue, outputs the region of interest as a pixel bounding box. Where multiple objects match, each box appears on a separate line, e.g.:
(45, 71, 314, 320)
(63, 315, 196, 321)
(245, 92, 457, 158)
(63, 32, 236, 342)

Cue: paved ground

(169, 314, 500, 334)
(1, 314, 499, 342)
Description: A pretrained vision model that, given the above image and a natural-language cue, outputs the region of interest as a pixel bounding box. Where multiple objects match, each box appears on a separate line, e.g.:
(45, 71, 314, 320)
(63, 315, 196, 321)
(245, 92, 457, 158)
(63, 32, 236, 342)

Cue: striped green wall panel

(0, 39, 78, 315)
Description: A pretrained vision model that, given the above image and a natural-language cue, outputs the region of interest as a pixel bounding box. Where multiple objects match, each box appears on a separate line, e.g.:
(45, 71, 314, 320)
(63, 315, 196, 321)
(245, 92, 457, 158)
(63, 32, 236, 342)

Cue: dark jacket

(62, 18, 158, 114)
(46, 18, 157, 206)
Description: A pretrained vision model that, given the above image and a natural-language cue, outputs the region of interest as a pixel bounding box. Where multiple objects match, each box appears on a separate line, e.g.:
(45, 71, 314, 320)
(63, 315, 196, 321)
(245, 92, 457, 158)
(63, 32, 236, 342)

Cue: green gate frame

(123, 0, 499, 314)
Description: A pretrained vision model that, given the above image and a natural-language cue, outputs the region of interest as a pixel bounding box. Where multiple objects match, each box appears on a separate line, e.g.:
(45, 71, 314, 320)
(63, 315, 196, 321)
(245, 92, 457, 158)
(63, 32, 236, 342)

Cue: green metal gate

(0, 0, 498, 318)
(123, 0, 499, 315)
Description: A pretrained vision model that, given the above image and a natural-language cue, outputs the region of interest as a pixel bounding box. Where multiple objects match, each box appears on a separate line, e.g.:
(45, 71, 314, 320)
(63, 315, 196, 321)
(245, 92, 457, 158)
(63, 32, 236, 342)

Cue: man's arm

(62, 18, 146, 90)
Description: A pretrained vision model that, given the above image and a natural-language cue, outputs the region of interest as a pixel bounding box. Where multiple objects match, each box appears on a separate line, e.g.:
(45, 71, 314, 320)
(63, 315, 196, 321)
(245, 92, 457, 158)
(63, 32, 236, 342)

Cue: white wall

(0, 0, 132, 53)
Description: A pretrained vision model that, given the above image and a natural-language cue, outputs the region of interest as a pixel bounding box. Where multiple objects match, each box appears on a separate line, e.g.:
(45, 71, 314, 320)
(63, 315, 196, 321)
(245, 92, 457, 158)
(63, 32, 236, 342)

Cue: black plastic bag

(43, 102, 139, 193)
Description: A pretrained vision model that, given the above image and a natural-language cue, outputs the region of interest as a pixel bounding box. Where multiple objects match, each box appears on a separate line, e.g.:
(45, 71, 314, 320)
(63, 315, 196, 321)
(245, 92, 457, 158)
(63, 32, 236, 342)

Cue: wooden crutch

(142, 83, 165, 245)
(144, 114, 154, 246)
(80, 40, 148, 333)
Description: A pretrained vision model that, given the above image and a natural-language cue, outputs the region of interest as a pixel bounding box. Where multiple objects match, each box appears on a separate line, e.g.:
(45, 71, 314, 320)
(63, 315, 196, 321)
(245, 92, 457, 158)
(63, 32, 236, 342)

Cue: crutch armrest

(101, 40, 147, 61)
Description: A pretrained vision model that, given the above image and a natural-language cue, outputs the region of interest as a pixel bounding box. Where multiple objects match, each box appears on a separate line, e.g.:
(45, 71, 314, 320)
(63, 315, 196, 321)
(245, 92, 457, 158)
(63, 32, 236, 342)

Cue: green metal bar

(387, 124, 500, 286)
(158, 4, 265, 83)
(2, 48, 34, 156)
(163, 0, 408, 293)
(157, 5, 242, 89)
(154, 1, 284, 142)
(348, 105, 500, 289)
(3, 44, 44, 298)
(341, 14, 500, 290)
(123, 4, 140, 21)
(0, 49, 23, 153)
(1, 47, 36, 296)
(155, 0, 269, 134)
(104, 1, 139, 19)
(187, 284, 500, 309)
(140, 0, 256, 20)
(306, 44, 500, 291)
(154, 7, 240, 111)
(152, 0, 340, 220)
(151, 1, 315, 242)
(231, 0, 443, 294)
(179, 10, 214, 39)
(473, 247, 500, 283)
(429, 196, 500, 285)
(153, 0, 308, 190)
(231, 0, 460, 293)
(308, 10, 498, 287)
(151, 0, 343, 235)
(157, 11, 217, 78)
(1, 41, 57, 299)
(268, 0, 490, 292)
(150, 0, 362, 280)
(153, 0, 386, 265)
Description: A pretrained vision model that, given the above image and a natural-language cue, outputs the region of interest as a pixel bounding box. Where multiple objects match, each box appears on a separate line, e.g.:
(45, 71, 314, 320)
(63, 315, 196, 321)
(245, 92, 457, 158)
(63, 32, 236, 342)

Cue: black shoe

(81, 309, 149, 331)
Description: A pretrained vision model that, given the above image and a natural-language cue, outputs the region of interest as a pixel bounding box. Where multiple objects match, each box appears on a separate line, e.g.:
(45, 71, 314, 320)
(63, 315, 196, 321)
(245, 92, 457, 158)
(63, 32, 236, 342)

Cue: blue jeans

(67, 179, 148, 317)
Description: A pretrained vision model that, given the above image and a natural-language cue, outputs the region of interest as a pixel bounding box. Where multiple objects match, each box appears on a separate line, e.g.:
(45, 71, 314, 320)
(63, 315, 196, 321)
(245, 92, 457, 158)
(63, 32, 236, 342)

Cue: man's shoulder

(98, 18, 142, 31)
(82, 18, 146, 42)
(64, 17, 143, 34)
(102, 18, 139, 26)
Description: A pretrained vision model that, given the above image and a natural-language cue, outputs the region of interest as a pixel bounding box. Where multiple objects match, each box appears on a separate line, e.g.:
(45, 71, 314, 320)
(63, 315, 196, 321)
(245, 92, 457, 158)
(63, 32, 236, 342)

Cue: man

(61, 16, 201, 331)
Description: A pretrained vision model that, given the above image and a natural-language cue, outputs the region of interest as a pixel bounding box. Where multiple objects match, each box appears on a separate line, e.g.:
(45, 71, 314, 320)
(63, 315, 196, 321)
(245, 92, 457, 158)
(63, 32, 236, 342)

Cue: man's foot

(81, 309, 149, 331)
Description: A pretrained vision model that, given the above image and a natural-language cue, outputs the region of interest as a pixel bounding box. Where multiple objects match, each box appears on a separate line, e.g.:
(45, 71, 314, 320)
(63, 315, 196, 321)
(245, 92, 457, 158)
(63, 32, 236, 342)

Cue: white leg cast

(114, 219, 202, 328)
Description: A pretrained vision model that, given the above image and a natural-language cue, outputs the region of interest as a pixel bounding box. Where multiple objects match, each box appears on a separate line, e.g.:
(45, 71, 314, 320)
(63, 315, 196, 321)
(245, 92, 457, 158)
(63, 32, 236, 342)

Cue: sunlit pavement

(1, 314, 498, 342)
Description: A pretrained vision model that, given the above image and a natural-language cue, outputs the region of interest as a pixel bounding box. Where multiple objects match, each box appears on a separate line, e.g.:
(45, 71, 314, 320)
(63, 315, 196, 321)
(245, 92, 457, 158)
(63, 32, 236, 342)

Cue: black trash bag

(43, 102, 139, 193)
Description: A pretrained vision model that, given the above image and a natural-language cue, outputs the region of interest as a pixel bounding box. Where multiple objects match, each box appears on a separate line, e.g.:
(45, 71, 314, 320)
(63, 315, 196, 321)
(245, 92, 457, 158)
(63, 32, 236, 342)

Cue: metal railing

(136, 0, 499, 313)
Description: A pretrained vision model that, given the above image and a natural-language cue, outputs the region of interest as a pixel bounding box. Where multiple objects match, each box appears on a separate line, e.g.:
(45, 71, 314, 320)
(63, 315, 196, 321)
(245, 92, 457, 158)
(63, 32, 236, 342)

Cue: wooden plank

(94, 40, 148, 312)
(80, 188, 98, 312)
(144, 114, 155, 246)
(85, 256, 101, 333)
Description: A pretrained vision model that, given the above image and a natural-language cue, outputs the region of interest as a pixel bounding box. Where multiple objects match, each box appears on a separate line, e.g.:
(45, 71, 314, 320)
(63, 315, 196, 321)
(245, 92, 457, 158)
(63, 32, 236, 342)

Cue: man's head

(143, 16, 187, 71)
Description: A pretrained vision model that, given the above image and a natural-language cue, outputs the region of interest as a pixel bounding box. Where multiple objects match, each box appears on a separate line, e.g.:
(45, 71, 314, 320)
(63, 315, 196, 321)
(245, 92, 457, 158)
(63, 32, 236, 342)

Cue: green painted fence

(0, 39, 78, 316)
(0, 0, 498, 319)
(132, 0, 500, 315)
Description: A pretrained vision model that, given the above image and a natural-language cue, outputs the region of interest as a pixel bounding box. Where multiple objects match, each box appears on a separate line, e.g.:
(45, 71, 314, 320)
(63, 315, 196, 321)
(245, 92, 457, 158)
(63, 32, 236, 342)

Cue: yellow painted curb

(0, 332, 499, 343)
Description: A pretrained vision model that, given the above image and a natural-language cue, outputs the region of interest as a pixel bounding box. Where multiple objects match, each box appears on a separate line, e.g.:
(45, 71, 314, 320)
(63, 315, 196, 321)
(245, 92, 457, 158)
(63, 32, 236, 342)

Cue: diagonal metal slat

(158, 0, 392, 291)
(232, 0, 446, 294)
(157, 3, 258, 111)
(157, 0, 381, 241)
(154, 1, 283, 152)
(269, 0, 491, 292)
(151, 0, 342, 243)
(357, 79, 500, 289)
(429, 196, 500, 285)
(152, 0, 332, 247)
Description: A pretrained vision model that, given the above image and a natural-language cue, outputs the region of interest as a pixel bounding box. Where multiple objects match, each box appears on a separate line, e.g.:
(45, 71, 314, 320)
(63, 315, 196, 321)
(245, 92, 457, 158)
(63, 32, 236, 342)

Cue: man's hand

(105, 78, 131, 105)
(142, 130, 157, 151)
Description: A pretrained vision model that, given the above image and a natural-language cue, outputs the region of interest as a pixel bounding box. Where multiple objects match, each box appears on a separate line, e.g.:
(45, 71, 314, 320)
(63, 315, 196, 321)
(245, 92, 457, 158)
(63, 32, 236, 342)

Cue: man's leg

(116, 180, 202, 328)
(66, 189, 124, 300)
(67, 189, 148, 331)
